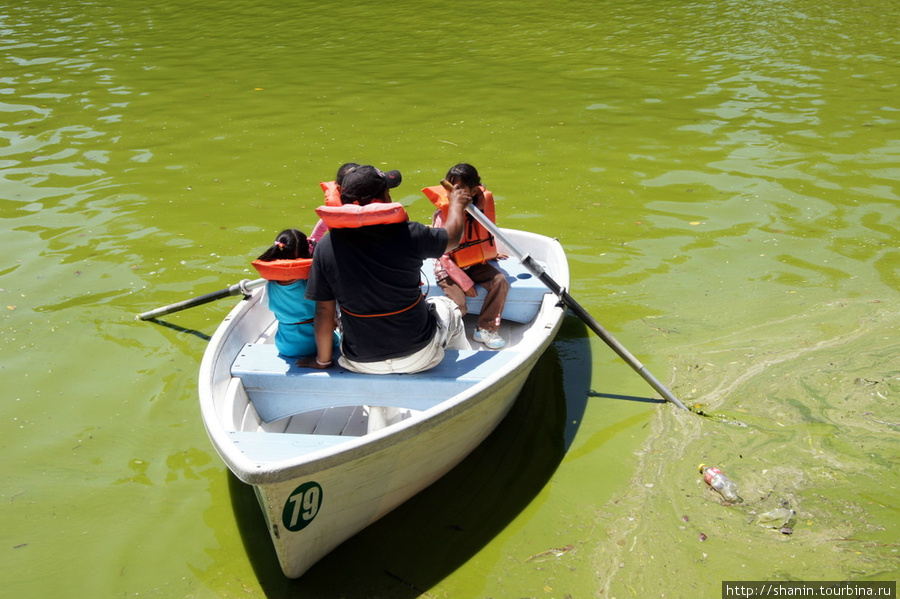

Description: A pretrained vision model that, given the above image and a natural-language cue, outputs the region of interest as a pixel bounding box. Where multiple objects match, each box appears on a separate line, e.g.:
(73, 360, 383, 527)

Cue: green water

(1, 0, 897, 597)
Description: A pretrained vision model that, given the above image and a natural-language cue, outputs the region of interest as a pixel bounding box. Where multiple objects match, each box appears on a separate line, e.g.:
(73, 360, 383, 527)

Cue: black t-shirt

(306, 221, 449, 362)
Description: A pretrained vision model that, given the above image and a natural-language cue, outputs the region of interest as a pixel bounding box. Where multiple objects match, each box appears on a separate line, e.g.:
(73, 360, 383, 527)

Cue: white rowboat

(198, 228, 569, 578)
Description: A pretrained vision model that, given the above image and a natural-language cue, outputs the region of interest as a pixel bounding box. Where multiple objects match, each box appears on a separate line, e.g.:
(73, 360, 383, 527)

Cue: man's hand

(296, 356, 333, 369)
(443, 184, 473, 252)
(448, 184, 473, 209)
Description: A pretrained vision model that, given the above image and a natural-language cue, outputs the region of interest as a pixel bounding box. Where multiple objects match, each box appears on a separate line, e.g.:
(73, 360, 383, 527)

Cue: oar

(136, 278, 266, 321)
(465, 203, 689, 411)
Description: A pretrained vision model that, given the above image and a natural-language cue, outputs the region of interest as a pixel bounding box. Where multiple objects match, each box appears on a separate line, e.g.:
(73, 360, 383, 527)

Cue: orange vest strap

(315, 202, 409, 229)
(339, 293, 423, 319)
(251, 257, 313, 281)
(319, 181, 343, 207)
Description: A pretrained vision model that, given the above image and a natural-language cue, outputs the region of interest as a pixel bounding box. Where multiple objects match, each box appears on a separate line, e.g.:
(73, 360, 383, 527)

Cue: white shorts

(338, 296, 466, 374)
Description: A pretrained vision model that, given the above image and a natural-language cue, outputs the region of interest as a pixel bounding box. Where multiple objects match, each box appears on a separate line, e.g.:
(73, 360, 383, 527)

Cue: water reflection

(141, 318, 212, 341)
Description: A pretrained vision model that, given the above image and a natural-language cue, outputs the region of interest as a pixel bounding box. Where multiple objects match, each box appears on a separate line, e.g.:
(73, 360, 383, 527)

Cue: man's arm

(297, 299, 336, 369)
(442, 185, 472, 253)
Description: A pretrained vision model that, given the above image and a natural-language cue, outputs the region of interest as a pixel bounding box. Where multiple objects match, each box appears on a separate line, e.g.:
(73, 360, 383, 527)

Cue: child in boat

(252, 229, 338, 358)
(426, 163, 510, 349)
(308, 162, 360, 253)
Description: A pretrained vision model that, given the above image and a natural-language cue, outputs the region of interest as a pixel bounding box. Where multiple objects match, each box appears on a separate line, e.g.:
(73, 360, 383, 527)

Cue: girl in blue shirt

(252, 229, 338, 358)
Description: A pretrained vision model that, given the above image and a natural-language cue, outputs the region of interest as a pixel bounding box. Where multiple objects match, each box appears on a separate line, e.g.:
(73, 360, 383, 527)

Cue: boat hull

(252, 362, 535, 577)
(198, 229, 569, 577)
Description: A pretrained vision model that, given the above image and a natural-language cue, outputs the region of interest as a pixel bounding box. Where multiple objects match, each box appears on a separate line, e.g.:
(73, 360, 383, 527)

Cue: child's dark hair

(257, 229, 310, 262)
(336, 162, 360, 186)
(445, 163, 481, 188)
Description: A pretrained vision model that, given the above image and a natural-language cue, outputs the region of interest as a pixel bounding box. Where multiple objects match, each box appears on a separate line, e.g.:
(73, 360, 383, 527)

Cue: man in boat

(301, 164, 473, 374)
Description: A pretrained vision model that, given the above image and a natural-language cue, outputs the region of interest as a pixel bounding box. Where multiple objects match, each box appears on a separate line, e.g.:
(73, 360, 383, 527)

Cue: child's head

(445, 163, 481, 190)
(335, 162, 360, 186)
(257, 229, 310, 262)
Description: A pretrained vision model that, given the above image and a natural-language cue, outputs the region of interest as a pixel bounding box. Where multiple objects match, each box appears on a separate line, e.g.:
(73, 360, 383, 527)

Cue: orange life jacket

(422, 185, 498, 268)
(251, 257, 313, 281)
(315, 202, 409, 229)
(319, 181, 343, 207)
(314, 201, 420, 320)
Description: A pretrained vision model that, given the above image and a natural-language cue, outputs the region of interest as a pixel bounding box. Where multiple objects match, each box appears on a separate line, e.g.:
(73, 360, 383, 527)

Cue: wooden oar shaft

(466, 204, 688, 411)
(137, 278, 266, 321)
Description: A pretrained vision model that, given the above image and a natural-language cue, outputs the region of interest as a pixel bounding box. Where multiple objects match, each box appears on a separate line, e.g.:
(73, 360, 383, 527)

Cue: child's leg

(468, 263, 509, 332)
(437, 277, 469, 315)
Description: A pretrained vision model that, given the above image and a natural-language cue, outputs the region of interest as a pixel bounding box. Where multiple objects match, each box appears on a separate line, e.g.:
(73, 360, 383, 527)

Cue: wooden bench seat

(421, 258, 549, 323)
(231, 343, 520, 423)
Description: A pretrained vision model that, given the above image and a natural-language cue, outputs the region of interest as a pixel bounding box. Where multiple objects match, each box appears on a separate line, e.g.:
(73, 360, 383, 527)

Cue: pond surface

(1, 0, 897, 597)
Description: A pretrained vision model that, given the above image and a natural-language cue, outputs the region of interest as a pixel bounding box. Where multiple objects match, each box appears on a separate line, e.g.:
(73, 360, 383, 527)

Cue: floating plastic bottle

(698, 464, 743, 503)
(756, 499, 795, 531)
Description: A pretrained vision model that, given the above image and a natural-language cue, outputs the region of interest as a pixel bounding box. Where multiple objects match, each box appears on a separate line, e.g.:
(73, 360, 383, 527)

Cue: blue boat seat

(420, 258, 549, 323)
(231, 343, 520, 423)
(228, 431, 350, 463)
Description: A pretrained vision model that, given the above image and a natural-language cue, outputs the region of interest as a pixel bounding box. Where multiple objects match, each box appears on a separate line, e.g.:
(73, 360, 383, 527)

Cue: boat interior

(223, 257, 556, 446)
